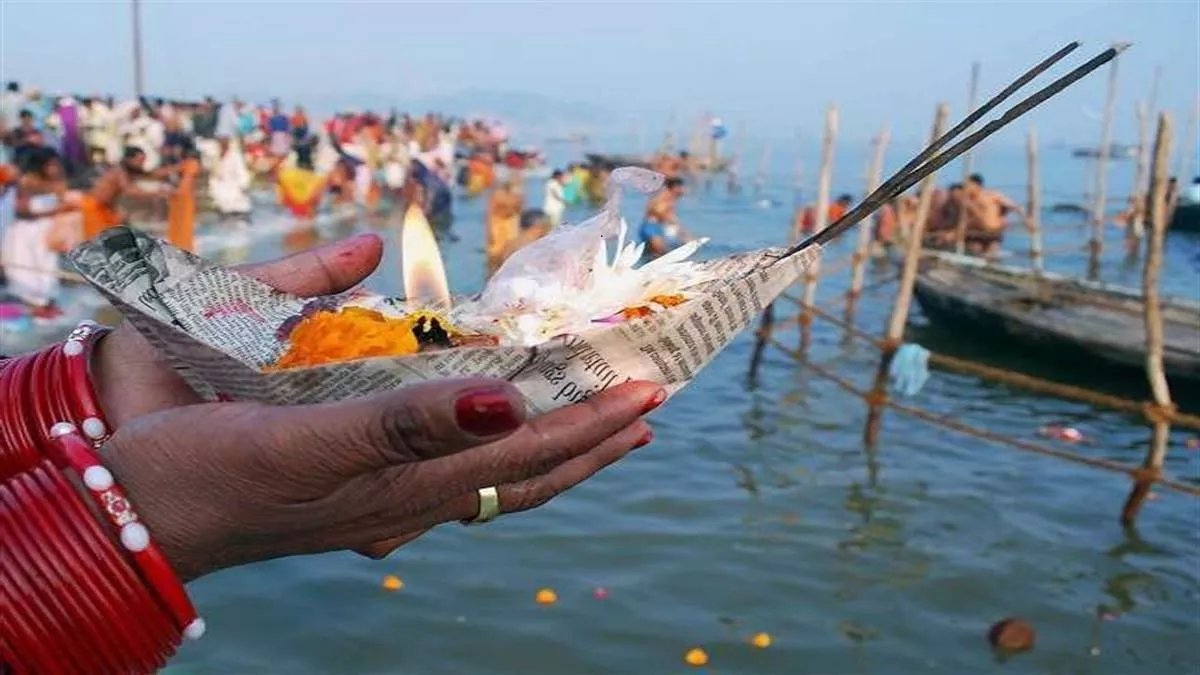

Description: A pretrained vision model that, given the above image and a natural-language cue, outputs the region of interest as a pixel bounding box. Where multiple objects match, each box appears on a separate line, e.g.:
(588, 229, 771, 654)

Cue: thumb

(236, 233, 383, 297)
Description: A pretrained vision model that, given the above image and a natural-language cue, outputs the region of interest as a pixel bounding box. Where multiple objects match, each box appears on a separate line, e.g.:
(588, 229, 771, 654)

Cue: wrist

(101, 433, 209, 583)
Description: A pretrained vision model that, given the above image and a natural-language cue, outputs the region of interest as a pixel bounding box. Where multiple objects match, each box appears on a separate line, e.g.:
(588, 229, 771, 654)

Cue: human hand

(91, 233, 384, 429)
(102, 379, 661, 582)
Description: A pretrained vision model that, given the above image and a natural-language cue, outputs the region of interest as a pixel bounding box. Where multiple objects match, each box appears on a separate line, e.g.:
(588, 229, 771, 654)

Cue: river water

(9, 138, 1200, 673)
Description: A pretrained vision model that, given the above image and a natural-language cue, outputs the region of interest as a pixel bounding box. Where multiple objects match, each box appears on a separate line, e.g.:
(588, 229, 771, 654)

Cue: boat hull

(912, 253, 1200, 385)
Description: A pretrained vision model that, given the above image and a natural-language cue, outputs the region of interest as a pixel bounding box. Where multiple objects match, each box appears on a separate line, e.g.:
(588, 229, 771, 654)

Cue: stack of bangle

(1, 322, 112, 475)
(0, 322, 204, 673)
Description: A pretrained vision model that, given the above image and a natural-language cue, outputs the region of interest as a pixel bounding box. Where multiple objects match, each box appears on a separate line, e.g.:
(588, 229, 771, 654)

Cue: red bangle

(30, 466, 177, 672)
(0, 323, 112, 479)
(62, 322, 113, 444)
(0, 493, 82, 673)
(0, 463, 178, 673)
(3, 472, 130, 672)
(47, 424, 205, 641)
(0, 355, 38, 475)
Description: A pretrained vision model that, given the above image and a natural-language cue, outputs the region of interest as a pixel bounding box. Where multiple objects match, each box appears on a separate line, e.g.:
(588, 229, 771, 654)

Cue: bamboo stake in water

(1128, 101, 1149, 244)
(845, 126, 890, 327)
(799, 104, 838, 353)
(754, 143, 771, 195)
(953, 61, 982, 254)
(1121, 112, 1173, 526)
(1088, 49, 1123, 280)
(1027, 126, 1045, 275)
(864, 103, 950, 447)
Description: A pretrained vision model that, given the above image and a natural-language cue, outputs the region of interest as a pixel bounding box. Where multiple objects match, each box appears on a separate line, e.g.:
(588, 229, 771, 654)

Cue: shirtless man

(637, 177, 693, 259)
(653, 151, 689, 179)
(962, 173, 1024, 255)
(82, 146, 168, 239)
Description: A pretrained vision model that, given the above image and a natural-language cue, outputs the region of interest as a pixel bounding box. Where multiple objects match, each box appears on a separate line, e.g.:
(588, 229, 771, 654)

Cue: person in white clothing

(2, 147, 80, 320)
(208, 137, 252, 215)
(542, 169, 567, 227)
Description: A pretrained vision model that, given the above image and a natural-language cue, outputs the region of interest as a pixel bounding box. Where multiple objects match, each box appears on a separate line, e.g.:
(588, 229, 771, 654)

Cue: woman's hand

(102, 378, 661, 582)
(92, 233, 385, 429)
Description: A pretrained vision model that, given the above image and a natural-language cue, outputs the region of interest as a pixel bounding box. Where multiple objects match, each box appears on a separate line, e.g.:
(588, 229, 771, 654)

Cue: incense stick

(787, 42, 1127, 256)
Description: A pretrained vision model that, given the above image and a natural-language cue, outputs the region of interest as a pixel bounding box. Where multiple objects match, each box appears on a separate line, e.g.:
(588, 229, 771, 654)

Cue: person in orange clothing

(794, 193, 854, 235)
(166, 151, 201, 252)
(485, 176, 523, 276)
(81, 147, 167, 239)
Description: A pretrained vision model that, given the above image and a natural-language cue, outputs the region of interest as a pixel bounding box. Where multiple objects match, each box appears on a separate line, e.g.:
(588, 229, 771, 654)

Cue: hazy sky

(2, 1, 1197, 146)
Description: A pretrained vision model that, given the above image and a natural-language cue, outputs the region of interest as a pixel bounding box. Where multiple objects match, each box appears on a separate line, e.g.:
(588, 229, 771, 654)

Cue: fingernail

(641, 387, 668, 414)
(455, 385, 522, 437)
(634, 428, 654, 449)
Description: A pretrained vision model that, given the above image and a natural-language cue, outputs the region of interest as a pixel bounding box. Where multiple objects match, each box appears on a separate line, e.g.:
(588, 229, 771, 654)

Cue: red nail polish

(455, 386, 521, 436)
(634, 428, 654, 449)
(641, 388, 667, 414)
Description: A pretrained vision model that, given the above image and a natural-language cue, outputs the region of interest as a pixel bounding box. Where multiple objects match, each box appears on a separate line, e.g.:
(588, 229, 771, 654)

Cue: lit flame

(401, 204, 451, 306)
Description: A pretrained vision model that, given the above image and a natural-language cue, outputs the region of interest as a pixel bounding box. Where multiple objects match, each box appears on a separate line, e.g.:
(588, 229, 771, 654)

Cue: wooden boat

(585, 152, 733, 174)
(912, 252, 1200, 383)
(585, 152, 650, 170)
(1170, 202, 1200, 233)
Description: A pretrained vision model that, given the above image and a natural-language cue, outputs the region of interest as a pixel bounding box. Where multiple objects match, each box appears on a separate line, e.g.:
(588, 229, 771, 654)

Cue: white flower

(460, 212, 711, 346)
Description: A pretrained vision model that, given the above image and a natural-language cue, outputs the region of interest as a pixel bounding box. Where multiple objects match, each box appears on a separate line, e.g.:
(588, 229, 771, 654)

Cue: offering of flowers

(70, 167, 818, 412)
(270, 196, 714, 369)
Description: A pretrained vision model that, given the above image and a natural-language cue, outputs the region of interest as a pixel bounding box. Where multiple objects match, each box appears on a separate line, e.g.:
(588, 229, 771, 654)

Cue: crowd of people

(791, 172, 1024, 256)
(0, 80, 564, 323)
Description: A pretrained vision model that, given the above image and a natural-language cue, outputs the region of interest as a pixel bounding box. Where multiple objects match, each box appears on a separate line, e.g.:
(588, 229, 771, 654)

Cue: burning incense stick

(789, 42, 1129, 256)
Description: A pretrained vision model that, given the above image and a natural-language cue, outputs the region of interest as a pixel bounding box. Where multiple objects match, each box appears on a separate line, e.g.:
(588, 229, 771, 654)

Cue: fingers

(350, 420, 653, 555)
(235, 233, 383, 297)
(415, 381, 664, 497)
(411, 420, 654, 526)
(282, 378, 528, 473)
(496, 421, 653, 515)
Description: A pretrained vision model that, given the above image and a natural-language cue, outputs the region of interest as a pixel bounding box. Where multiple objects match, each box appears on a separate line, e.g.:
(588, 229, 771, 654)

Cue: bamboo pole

(747, 302, 775, 382)
(131, 0, 145, 99)
(799, 104, 838, 353)
(1147, 65, 1162, 117)
(1026, 126, 1044, 275)
(753, 143, 771, 195)
(953, 61, 982, 254)
(864, 103, 949, 446)
(1088, 50, 1121, 280)
(1121, 112, 1173, 527)
(1128, 101, 1149, 245)
(845, 126, 890, 327)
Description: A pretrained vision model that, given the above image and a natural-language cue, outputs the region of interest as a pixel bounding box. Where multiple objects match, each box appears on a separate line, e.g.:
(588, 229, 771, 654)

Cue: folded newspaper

(69, 167, 819, 414)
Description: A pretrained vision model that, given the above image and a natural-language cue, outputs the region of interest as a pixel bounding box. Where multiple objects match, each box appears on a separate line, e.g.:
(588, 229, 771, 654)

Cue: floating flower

(535, 588, 558, 605)
(381, 575, 403, 592)
(592, 587, 609, 600)
(988, 617, 1036, 653)
(683, 648, 709, 667)
(750, 632, 772, 648)
(1037, 424, 1084, 444)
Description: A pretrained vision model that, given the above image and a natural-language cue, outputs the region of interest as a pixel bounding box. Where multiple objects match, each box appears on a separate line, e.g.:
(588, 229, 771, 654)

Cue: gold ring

(464, 486, 500, 525)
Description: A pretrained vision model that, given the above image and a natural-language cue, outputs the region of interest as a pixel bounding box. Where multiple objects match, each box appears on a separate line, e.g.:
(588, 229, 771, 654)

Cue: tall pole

(864, 103, 949, 447)
(132, 0, 145, 99)
(798, 104, 837, 353)
(1088, 49, 1121, 280)
(953, 61, 981, 254)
